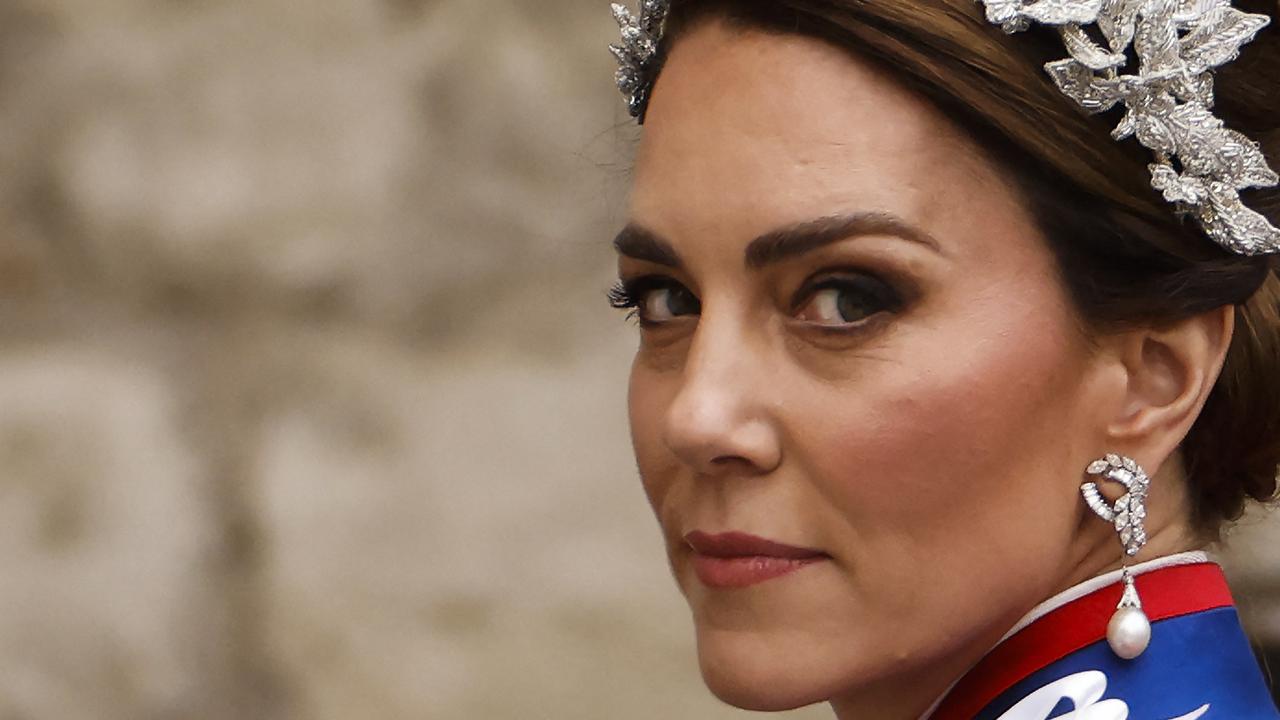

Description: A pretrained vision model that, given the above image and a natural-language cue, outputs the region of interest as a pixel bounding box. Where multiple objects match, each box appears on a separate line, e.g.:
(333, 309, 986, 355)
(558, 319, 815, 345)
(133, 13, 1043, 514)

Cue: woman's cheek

(628, 366, 680, 519)
(795, 329, 1075, 538)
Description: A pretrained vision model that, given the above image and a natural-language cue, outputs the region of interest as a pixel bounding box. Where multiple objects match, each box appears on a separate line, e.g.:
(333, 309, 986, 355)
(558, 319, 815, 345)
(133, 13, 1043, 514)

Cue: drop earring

(1081, 453, 1152, 660)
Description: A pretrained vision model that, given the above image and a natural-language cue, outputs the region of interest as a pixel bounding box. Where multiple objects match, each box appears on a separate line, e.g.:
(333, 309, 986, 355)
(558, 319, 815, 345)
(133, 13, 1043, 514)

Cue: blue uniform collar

(928, 555, 1278, 719)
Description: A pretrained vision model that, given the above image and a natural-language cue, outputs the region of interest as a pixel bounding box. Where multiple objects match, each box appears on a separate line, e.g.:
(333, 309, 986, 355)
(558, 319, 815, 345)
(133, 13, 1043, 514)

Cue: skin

(614, 18, 1234, 720)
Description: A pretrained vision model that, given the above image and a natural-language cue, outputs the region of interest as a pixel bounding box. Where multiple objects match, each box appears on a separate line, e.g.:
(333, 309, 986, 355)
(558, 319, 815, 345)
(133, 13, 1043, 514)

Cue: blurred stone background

(0, 1, 1275, 719)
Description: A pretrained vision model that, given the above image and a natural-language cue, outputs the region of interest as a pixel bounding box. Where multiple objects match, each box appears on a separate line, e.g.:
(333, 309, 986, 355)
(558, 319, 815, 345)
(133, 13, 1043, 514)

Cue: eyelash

(606, 279, 641, 310)
(608, 270, 905, 330)
(607, 276, 683, 326)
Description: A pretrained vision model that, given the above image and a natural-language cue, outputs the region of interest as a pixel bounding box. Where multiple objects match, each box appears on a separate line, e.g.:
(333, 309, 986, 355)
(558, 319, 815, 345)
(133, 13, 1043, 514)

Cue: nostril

(700, 453, 777, 479)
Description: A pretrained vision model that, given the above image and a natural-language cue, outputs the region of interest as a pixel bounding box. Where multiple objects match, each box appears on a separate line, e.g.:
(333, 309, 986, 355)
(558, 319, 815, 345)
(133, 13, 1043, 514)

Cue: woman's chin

(693, 630, 845, 712)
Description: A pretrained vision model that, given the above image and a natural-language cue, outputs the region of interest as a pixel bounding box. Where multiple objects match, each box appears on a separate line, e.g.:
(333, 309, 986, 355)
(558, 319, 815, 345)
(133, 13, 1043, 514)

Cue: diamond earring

(1081, 453, 1151, 660)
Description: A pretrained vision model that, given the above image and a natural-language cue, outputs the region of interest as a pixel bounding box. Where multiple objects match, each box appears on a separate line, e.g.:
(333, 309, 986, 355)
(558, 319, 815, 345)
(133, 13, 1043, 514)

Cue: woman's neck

(828, 548, 1213, 720)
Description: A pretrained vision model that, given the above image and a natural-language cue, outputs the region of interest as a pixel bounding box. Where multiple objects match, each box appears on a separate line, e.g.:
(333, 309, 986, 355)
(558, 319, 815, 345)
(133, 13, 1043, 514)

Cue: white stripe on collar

(997, 550, 1212, 644)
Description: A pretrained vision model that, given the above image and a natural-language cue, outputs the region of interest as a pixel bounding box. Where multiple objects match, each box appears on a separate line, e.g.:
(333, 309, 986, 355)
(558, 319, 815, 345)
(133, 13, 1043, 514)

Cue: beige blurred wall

(0, 2, 1275, 719)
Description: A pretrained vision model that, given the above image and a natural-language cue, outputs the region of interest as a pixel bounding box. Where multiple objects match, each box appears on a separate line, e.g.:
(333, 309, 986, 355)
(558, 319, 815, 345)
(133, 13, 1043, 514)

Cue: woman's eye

(609, 277, 701, 326)
(641, 285, 700, 322)
(794, 274, 902, 327)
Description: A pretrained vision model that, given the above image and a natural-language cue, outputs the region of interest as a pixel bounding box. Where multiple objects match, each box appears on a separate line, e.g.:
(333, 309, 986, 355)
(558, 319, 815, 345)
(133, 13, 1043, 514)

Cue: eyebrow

(612, 211, 942, 270)
(744, 212, 942, 268)
(612, 224, 683, 268)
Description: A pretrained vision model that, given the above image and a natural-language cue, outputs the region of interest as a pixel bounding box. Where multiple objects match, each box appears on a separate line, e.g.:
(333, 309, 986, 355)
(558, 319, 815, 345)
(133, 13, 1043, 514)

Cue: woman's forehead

(629, 20, 1028, 264)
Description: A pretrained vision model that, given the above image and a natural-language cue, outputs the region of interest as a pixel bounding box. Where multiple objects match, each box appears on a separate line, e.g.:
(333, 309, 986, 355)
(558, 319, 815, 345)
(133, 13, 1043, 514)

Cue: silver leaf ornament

(976, 0, 1280, 254)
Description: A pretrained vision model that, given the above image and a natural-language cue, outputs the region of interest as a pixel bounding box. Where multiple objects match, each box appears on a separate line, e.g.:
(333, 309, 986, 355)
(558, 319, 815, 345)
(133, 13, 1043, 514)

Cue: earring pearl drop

(1106, 569, 1151, 659)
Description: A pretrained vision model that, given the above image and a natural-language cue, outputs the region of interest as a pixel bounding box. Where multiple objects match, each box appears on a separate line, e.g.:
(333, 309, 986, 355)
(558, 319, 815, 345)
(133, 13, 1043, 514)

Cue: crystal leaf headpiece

(608, 0, 1280, 256)
(609, 0, 670, 119)
(977, 0, 1280, 255)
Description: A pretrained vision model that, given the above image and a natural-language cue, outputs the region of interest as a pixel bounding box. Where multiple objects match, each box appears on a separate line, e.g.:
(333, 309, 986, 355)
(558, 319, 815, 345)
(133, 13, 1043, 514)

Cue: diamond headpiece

(977, 0, 1280, 255)
(608, 0, 1280, 255)
(609, 0, 670, 119)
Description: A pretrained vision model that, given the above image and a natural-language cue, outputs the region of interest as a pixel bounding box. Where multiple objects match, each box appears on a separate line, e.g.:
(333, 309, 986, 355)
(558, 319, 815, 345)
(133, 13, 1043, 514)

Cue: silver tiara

(609, 1, 669, 119)
(608, 0, 1280, 256)
(978, 0, 1280, 255)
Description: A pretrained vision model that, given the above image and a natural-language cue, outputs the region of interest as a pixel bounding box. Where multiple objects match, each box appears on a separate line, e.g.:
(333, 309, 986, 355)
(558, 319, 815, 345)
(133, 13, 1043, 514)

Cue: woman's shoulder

(929, 558, 1280, 720)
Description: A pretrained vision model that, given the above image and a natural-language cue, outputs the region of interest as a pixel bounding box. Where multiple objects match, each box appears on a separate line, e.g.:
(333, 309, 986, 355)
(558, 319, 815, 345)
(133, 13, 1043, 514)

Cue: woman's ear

(1101, 305, 1235, 474)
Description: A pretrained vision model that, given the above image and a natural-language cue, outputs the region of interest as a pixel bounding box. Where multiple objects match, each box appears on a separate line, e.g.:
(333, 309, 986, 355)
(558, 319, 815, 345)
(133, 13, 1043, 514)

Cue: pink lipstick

(684, 530, 828, 589)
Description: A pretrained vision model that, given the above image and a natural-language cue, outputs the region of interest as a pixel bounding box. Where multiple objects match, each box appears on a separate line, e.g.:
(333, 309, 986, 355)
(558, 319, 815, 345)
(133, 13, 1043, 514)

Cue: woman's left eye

(794, 273, 903, 327)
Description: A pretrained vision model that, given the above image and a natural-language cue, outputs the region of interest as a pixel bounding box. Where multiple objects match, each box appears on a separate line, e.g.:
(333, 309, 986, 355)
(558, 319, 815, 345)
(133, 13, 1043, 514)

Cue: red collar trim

(929, 562, 1233, 720)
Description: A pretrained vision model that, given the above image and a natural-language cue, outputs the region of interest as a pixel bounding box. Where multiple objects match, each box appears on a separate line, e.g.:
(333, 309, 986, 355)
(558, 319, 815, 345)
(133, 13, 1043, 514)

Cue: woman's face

(617, 18, 1114, 716)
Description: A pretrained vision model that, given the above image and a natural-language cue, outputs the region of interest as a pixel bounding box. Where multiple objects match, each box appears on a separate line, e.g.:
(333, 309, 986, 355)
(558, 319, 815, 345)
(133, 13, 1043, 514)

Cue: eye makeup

(609, 275, 701, 327)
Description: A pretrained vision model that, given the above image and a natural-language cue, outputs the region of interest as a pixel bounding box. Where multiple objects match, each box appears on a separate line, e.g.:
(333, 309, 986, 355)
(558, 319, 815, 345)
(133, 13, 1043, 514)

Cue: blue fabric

(976, 607, 1279, 719)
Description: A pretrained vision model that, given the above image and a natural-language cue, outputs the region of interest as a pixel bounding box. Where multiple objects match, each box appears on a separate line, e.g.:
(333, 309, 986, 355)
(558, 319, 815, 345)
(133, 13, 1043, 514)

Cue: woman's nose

(661, 322, 782, 477)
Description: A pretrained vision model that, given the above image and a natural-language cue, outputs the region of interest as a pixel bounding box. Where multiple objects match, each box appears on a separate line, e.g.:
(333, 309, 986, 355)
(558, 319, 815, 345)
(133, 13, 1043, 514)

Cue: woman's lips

(684, 530, 829, 589)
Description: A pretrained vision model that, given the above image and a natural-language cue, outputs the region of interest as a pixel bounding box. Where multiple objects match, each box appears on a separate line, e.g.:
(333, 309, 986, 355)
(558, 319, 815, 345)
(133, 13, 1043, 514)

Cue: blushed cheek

(802, 312, 1086, 556)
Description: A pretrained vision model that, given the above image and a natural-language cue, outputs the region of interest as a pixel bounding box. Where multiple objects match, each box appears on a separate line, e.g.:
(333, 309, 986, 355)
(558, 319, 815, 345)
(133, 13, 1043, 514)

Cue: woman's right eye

(639, 285, 702, 323)
(609, 277, 701, 326)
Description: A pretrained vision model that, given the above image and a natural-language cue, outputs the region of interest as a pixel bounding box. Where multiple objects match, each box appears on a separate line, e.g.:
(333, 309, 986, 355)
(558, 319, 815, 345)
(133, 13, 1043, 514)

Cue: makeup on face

(611, 18, 1102, 717)
(683, 530, 830, 589)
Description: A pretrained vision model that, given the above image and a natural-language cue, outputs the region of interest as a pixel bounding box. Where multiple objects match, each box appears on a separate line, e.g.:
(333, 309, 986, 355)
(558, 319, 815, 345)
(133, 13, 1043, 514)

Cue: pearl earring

(1081, 453, 1152, 660)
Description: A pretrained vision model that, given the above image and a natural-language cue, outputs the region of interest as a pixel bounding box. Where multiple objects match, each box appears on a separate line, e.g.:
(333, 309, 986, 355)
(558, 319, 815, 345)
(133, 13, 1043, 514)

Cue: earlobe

(1105, 306, 1235, 461)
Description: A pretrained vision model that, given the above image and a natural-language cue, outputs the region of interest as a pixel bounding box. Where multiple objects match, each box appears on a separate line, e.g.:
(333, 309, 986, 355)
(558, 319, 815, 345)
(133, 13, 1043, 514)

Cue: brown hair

(649, 0, 1280, 537)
